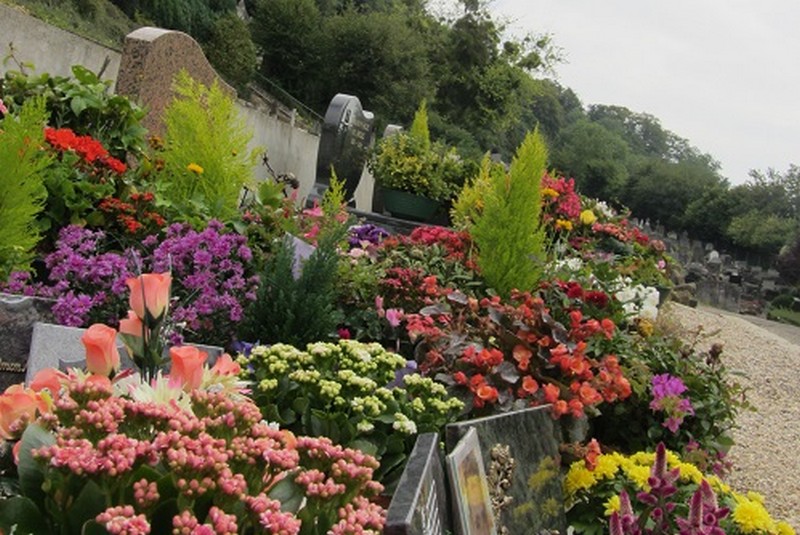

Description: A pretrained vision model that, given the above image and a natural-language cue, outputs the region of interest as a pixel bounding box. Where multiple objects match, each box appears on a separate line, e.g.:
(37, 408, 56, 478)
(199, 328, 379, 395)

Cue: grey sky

(490, 0, 800, 185)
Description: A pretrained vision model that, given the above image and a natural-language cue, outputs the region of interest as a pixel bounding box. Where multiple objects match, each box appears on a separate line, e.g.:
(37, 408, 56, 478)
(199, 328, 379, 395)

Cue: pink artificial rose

(81, 324, 121, 377)
(211, 353, 240, 376)
(169, 346, 208, 391)
(126, 273, 171, 321)
(29, 368, 67, 396)
(0, 98, 7, 116)
(0, 385, 43, 439)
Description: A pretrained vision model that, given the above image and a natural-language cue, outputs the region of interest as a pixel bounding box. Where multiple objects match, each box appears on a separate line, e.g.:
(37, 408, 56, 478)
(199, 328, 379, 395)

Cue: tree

(551, 118, 630, 200)
(205, 13, 257, 93)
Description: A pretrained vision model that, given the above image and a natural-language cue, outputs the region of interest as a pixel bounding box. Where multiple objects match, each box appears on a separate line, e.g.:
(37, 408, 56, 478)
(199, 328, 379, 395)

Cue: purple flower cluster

(142, 220, 259, 345)
(649, 373, 695, 433)
(3, 226, 133, 326)
(348, 224, 389, 249)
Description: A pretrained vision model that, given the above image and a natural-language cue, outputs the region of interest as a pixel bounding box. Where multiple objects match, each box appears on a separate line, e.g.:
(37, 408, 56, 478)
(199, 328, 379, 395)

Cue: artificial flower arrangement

(236, 340, 463, 489)
(0, 272, 386, 535)
(564, 443, 795, 535)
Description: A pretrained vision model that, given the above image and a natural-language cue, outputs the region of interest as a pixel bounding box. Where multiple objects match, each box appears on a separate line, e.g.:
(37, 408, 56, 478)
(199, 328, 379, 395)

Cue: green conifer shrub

(470, 129, 549, 298)
(157, 71, 259, 222)
(0, 98, 52, 279)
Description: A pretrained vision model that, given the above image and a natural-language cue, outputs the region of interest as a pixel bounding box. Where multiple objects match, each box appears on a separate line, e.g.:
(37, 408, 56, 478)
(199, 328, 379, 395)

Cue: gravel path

(664, 303, 800, 528)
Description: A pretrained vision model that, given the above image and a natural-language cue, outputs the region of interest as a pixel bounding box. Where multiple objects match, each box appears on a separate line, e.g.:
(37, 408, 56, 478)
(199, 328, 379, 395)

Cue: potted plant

(368, 101, 454, 222)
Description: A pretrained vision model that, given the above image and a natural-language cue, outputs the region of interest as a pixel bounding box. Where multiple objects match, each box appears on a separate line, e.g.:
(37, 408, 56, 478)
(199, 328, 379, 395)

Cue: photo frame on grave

(385, 433, 450, 535)
(445, 427, 497, 535)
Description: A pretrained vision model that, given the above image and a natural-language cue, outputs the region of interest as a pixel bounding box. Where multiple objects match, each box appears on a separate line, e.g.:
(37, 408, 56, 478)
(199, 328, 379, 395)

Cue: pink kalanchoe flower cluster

(649, 373, 695, 433)
(23, 375, 386, 534)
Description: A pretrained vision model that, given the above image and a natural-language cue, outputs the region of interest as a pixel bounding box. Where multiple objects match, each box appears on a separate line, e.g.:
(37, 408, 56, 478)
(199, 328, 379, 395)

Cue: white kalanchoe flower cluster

(392, 413, 418, 435)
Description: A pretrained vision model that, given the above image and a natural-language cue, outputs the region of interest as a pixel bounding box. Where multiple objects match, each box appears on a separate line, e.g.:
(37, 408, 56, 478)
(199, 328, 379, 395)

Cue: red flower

(521, 375, 539, 395)
(543, 383, 560, 403)
(476, 385, 498, 404)
(453, 371, 468, 385)
(513, 345, 532, 371)
(103, 156, 127, 175)
(44, 127, 77, 151)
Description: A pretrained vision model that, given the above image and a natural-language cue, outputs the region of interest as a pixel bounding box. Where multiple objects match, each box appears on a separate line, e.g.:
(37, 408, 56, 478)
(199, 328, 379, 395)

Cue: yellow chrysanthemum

(776, 521, 796, 535)
(677, 462, 704, 484)
(622, 464, 651, 491)
(603, 495, 620, 517)
(580, 209, 597, 225)
(629, 451, 655, 466)
(564, 463, 597, 497)
(542, 187, 559, 198)
(732, 495, 776, 533)
(706, 475, 731, 495)
(555, 219, 574, 231)
(593, 454, 620, 480)
(187, 162, 204, 174)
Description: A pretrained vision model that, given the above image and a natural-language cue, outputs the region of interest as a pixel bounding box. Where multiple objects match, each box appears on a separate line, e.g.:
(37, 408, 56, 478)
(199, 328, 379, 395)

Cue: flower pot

(381, 188, 440, 222)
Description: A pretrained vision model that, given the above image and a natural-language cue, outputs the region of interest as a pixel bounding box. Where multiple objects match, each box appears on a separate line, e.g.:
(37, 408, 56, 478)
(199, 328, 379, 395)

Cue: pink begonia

(0, 98, 7, 115)
(386, 308, 404, 328)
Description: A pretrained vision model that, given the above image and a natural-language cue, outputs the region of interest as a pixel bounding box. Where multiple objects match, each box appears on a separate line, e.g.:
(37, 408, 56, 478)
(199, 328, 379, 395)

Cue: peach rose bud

(210, 353, 240, 376)
(169, 346, 208, 391)
(126, 273, 171, 321)
(82, 323, 121, 377)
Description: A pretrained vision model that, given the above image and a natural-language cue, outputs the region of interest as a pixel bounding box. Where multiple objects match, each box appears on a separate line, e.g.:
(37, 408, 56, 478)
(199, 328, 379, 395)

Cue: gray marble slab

(0, 293, 55, 391)
(445, 406, 567, 535)
(385, 433, 450, 535)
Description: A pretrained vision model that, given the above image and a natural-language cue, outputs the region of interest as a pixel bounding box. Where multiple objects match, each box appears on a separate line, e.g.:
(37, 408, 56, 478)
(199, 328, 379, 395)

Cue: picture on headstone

(446, 427, 497, 535)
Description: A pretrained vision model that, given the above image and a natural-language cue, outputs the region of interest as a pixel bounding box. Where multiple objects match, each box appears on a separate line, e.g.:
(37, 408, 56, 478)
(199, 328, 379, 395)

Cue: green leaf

(71, 65, 100, 85)
(0, 496, 49, 534)
(349, 439, 379, 457)
(18, 424, 55, 503)
(81, 520, 109, 535)
(268, 477, 304, 514)
(70, 97, 88, 116)
(68, 480, 106, 531)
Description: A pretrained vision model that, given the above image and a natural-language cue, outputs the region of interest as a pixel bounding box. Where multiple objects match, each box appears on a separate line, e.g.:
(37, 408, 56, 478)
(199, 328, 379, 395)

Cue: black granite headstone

(445, 406, 567, 535)
(0, 294, 54, 392)
(309, 93, 375, 206)
(385, 433, 450, 535)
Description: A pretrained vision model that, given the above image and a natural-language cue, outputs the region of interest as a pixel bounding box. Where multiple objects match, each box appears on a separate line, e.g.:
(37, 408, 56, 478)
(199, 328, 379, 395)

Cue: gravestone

(25, 322, 224, 383)
(445, 406, 567, 535)
(0, 294, 55, 392)
(115, 27, 236, 135)
(308, 94, 375, 207)
(385, 433, 450, 535)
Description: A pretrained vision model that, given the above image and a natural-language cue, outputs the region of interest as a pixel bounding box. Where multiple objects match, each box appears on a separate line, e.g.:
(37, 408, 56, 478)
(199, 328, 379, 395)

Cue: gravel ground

(664, 303, 800, 528)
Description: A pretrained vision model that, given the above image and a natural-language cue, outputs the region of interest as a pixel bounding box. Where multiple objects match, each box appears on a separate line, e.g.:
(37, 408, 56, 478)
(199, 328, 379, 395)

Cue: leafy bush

(471, 129, 548, 297)
(1, 65, 147, 158)
(156, 71, 259, 222)
(237, 340, 463, 488)
(0, 98, 51, 279)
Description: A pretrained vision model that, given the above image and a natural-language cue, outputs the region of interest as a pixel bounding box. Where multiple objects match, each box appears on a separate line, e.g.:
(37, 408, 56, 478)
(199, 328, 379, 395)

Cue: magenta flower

(650, 373, 694, 433)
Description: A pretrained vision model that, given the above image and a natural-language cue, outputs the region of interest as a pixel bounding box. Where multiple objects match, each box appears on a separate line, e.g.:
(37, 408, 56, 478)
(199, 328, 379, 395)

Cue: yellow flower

(706, 475, 731, 495)
(677, 462, 703, 484)
(564, 463, 597, 497)
(637, 318, 655, 338)
(542, 187, 559, 198)
(732, 494, 776, 533)
(776, 522, 796, 535)
(187, 162, 204, 174)
(622, 464, 651, 491)
(580, 209, 597, 225)
(604, 495, 620, 517)
(555, 219, 574, 231)
(593, 454, 620, 480)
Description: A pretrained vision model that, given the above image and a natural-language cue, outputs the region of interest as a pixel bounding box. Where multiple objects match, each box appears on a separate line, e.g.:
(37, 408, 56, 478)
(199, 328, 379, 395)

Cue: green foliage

(240, 224, 348, 346)
(592, 331, 747, 464)
(204, 12, 257, 94)
(767, 307, 800, 326)
(369, 132, 447, 200)
(471, 129, 548, 297)
(0, 97, 51, 278)
(1, 64, 147, 157)
(157, 70, 259, 222)
(726, 210, 797, 254)
(450, 153, 504, 230)
(408, 99, 430, 151)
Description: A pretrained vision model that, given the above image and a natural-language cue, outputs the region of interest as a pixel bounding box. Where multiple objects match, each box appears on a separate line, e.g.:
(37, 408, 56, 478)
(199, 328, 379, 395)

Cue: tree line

(87, 0, 800, 283)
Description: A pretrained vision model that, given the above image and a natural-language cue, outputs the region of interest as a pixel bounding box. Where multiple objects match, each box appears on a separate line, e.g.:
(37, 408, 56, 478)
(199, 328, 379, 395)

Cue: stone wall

(0, 3, 121, 79)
